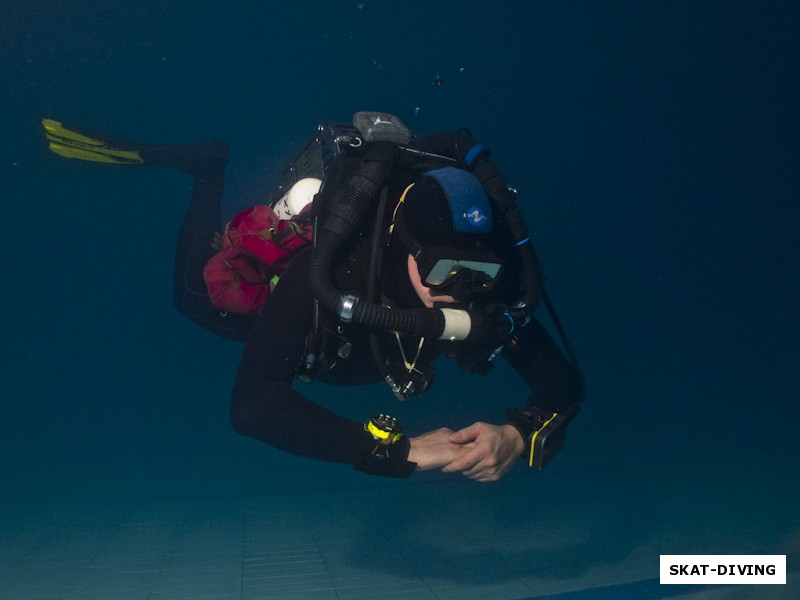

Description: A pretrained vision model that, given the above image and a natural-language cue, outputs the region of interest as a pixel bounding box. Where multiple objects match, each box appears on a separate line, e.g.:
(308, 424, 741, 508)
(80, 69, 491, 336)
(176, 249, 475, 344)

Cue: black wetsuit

(172, 138, 583, 475)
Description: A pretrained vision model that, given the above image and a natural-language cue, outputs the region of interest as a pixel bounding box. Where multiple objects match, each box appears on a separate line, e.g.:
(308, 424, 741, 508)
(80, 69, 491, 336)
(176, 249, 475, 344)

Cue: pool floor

(1, 456, 796, 599)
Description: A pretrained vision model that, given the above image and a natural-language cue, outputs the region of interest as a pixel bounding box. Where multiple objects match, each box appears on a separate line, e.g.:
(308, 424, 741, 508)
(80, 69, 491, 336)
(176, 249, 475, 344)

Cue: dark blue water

(2, 1, 798, 596)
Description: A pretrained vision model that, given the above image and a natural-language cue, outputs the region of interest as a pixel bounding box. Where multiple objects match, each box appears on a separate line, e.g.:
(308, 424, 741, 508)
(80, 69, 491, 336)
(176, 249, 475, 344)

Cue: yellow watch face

(366, 414, 403, 444)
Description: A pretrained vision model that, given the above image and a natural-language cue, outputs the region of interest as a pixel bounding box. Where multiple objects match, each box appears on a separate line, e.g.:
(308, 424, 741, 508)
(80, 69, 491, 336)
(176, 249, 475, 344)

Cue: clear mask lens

(424, 259, 503, 288)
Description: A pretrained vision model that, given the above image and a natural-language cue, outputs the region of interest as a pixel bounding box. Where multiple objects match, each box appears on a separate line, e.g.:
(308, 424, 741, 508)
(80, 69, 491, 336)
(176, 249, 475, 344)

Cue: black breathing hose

(469, 148, 545, 316)
(308, 142, 446, 338)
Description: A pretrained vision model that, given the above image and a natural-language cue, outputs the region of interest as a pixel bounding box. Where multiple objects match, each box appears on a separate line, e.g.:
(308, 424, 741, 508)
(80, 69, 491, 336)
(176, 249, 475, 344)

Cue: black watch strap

(354, 435, 416, 478)
(354, 414, 417, 478)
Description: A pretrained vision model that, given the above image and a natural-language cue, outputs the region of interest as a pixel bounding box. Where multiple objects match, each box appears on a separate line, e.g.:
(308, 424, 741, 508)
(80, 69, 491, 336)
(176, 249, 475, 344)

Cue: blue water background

(1, 0, 797, 528)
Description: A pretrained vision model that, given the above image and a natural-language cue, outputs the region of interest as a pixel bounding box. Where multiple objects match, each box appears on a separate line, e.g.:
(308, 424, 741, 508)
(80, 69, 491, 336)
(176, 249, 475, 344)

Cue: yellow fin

(41, 119, 144, 165)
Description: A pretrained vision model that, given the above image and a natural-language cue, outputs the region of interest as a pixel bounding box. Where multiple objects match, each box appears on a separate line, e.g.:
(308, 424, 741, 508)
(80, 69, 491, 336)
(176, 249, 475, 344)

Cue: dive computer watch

(365, 414, 404, 447)
(354, 414, 416, 478)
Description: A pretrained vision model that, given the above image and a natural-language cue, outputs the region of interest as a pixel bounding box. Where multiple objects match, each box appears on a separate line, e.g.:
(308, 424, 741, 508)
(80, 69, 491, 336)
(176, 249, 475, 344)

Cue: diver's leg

(41, 119, 254, 340)
(171, 147, 255, 341)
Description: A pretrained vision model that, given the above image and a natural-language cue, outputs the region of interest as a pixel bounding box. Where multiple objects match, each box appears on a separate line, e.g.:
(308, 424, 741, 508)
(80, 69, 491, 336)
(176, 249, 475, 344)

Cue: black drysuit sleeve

(501, 318, 584, 419)
(229, 248, 378, 463)
(230, 247, 583, 466)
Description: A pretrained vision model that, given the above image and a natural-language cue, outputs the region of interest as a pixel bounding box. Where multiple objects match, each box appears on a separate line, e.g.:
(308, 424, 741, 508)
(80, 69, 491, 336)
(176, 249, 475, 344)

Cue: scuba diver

(41, 112, 584, 481)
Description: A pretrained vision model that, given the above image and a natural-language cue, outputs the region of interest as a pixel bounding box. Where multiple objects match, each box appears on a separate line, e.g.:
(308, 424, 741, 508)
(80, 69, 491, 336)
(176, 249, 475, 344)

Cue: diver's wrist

(501, 424, 526, 458)
(505, 407, 569, 470)
(353, 415, 416, 478)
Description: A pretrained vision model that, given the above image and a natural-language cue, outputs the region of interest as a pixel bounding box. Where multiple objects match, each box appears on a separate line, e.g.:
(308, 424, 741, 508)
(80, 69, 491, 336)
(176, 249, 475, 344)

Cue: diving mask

(416, 247, 504, 294)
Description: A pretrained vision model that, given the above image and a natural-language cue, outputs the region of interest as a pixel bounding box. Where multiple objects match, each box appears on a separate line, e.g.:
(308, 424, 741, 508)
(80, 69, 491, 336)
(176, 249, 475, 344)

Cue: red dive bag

(202, 204, 313, 314)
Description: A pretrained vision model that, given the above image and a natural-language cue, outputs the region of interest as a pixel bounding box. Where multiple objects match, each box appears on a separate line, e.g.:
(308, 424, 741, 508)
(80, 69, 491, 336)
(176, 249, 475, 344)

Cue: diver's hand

(441, 423, 525, 482)
(408, 428, 476, 471)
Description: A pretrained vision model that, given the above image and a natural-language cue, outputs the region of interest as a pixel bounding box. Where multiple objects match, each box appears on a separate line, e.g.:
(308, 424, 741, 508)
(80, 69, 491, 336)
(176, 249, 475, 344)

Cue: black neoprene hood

(398, 169, 504, 261)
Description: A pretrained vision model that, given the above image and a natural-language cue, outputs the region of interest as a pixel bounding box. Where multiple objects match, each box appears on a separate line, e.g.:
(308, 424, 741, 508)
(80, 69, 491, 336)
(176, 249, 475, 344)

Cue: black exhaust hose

(470, 152, 544, 317)
(354, 301, 444, 337)
(321, 162, 388, 239)
(309, 142, 446, 338)
(309, 143, 392, 319)
(309, 144, 395, 315)
(311, 218, 446, 337)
